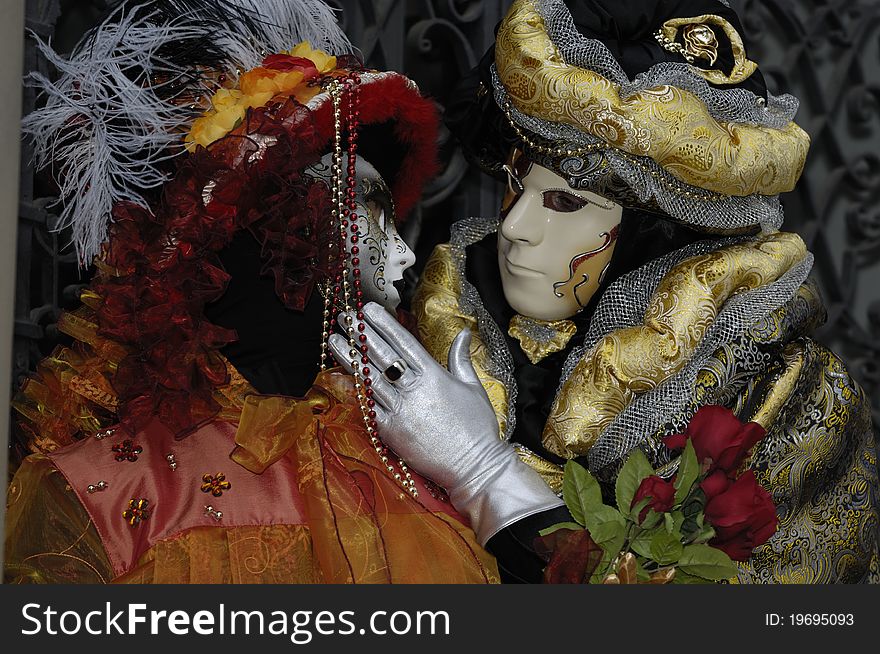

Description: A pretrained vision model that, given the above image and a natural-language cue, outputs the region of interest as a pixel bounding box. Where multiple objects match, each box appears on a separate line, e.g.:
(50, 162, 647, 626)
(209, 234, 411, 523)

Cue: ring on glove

(383, 359, 407, 382)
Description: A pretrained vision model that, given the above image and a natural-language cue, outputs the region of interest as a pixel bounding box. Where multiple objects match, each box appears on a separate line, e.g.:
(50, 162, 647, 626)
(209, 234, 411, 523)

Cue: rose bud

(631, 475, 676, 523)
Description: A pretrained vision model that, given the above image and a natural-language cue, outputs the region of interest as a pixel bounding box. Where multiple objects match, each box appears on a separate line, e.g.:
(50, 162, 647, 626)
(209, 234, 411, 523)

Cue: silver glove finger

(345, 311, 418, 387)
(336, 309, 417, 387)
(328, 333, 398, 410)
(327, 333, 359, 373)
(336, 309, 400, 369)
(365, 370, 399, 411)
(372, 402, 389, 429)
(361, 302, 430, 372)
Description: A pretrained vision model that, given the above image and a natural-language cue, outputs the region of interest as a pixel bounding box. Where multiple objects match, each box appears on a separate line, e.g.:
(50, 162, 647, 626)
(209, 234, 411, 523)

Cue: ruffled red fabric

(90, 73, 439, 439)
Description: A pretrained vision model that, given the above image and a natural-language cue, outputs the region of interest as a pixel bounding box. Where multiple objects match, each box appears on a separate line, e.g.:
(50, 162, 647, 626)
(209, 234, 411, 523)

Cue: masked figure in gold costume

(328, 0, 880, 583)
(5, 0, 497, 584)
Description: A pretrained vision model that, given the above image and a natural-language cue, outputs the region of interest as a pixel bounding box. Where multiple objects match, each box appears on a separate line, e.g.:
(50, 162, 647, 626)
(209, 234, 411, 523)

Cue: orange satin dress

(5, 365, 499, 584)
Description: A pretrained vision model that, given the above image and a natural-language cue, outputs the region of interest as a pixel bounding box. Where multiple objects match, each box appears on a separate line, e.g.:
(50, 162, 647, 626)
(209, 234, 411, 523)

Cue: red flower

(704, 470, 778, 561)
(699, 469, 732, 500)
(664, 405, 765, 474)
(534, 528, 603, 584)
(262, 54, 319, 80)
(631, 475, 676, 522)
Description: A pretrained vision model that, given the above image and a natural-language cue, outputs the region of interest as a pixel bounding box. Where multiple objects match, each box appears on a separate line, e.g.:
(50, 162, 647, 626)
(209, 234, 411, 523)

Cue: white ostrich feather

(22, 0, 352, 265)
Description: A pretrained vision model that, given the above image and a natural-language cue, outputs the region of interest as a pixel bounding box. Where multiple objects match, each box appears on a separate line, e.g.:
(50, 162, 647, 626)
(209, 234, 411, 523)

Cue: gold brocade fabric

(689, 339, 879, 583)
(507, 315, 577, 364)
(411, 243, 512, 437)
(495, 0, 810, 197)
(542, 232, 808, 459)
(412, 234, 880, 582)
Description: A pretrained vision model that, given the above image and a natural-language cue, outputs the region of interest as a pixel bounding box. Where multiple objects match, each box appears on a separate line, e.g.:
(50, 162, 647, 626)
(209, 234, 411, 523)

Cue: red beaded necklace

(320, 75, 418, 498)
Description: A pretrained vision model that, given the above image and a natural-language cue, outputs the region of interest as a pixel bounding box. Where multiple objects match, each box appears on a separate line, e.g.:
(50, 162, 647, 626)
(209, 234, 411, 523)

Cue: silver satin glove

(328, 302, 564, 545)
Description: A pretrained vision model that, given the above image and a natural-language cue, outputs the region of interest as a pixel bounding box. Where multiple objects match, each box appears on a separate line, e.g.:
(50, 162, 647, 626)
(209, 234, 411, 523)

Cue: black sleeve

(485, 505, 574, 583)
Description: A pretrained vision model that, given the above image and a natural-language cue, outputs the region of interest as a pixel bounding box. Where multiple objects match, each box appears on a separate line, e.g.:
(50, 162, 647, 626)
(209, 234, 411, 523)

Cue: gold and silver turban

(449, 0, 812, 234)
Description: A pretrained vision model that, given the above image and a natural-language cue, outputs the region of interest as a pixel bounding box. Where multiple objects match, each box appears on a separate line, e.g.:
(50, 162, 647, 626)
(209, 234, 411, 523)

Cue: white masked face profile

(306, 154, 416, 310)
(497, 150, 624, 321)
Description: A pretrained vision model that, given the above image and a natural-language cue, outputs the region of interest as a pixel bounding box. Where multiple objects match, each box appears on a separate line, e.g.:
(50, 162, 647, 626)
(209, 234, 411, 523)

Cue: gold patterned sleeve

(5, 454, 113, 584)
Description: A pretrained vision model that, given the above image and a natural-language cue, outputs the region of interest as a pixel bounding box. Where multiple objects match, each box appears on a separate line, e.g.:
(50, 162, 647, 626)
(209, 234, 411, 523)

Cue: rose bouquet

(535, 406, 778, 584)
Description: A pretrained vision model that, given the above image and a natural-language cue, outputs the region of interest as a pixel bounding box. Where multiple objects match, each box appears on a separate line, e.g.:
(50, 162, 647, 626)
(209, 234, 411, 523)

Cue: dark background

(12, 0, 880, 464)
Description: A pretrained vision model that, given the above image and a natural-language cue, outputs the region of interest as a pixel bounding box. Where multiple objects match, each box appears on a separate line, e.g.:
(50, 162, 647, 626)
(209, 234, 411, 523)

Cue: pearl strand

(323, 77, 418, 498)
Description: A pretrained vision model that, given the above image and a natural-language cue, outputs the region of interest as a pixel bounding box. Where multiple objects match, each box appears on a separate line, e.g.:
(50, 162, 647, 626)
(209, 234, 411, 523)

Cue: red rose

(631, 475, 676, 522)
(704, 470, 778, 561)
(664, 405, 765, 474)
(261, 54, 320, 80)
(699, 469, 732, 500)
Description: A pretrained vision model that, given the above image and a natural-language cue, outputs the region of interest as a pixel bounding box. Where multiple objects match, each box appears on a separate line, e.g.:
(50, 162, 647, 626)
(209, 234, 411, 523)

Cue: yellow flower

(293, 85, 321, 104)
(213, 104, 246, 132)
(288, 41, 337, 73)
(186, 104, 245, 150)
(184, 42, 337, 149)
(240, 68, 305, 100)
(212, 87, 243, 110)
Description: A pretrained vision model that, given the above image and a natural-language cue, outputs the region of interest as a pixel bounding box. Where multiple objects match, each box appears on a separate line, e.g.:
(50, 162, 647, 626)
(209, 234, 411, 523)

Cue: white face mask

(497, 154, 623, 321)
(305, 154, 416, 310)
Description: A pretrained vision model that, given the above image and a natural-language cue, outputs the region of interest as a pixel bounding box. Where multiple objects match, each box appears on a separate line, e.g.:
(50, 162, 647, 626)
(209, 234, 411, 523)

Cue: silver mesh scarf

(532, 0, 799, 130)
(584, 252, 814, 473)
(493, 71, 786, 233)
(446, 216, 813, 474)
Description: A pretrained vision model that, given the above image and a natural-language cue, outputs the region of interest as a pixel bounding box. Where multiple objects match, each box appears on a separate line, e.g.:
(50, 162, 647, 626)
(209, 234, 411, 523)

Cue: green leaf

(630, 526, 664, 559)
(692, 524, 716, 544)
(630, 497, 651, 521)
(680, 490, 706, 540)
(639, 508, 663, 530)
(674, 440, 700, 504)
(682, 494, 703, 518)
(672, 570, 713, 585)
(650, 532, 684, 565)
(590, 550, 617, 584)
(562, 460, 602, 526)
(582, 505, 627, 556)
(664, 512, 676, 534)
(678, 544, 739, 581)
(615, 448, 654, 514)
(681, 517, 699, 540)
(538, 522, 585, 537)
(635, 557, 651, 583)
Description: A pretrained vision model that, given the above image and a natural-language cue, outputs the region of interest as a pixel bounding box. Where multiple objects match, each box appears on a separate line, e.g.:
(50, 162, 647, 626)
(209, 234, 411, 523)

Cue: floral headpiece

(186, 42, 340, 150)
(17, 1, 439, 456)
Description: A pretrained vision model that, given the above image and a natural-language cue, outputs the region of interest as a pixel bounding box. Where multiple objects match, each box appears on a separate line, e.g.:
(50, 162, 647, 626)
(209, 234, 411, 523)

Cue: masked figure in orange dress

(5, 0, 497, 584)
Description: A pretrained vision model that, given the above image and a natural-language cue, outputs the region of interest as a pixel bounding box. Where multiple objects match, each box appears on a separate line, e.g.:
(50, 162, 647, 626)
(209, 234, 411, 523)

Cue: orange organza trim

(12, 305, 122, 455)
(234, 370, 499, 583)
(7, 371, 499, 584)
(114, 525, 322, 584)
(4, 455, 113, 583)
